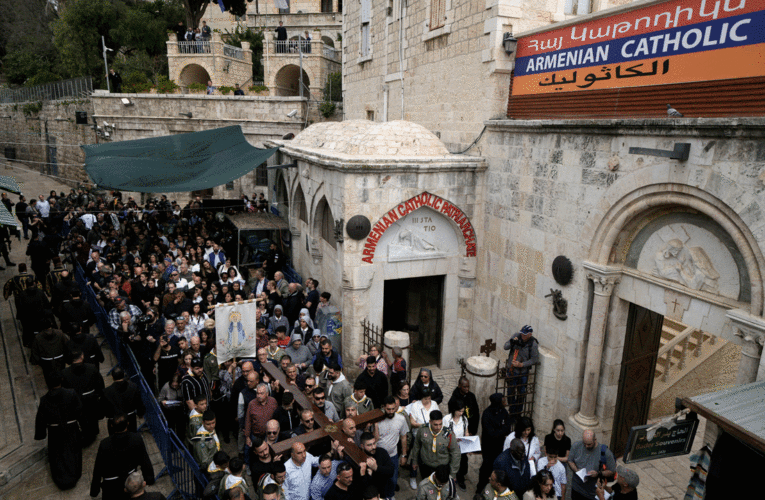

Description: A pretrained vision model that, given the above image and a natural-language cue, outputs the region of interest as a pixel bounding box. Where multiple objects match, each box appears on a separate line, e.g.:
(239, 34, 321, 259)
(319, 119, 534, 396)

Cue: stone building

(278, 0, 765, 457)
(167, 32, 254, 89)
(341, 0, 635, 151)
(200, 0, 343, 100)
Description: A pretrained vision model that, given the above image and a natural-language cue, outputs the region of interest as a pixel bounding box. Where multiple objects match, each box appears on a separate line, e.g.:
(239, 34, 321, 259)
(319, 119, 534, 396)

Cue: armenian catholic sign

(513, 0, 765, 95)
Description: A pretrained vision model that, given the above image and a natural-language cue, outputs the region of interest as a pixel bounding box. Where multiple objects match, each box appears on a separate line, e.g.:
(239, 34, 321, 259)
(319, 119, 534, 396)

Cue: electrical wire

(454, 125, 487, 154)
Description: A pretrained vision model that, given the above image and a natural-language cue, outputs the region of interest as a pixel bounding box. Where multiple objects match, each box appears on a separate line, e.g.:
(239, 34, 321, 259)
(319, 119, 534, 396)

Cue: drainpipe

(383, 85, 389, 122)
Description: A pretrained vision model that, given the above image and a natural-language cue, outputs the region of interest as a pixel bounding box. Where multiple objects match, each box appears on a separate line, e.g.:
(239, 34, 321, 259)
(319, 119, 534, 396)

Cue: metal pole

(299, 49, 304, 99)
(102, 36, 111, 92)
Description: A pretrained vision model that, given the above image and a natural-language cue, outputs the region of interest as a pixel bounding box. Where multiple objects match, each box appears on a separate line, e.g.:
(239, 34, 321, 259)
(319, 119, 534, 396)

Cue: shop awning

(81, 126, 278, 193)
(683, 380, 765, 452)
(0, 175, 21, 194)
(0, 201, 17, 227)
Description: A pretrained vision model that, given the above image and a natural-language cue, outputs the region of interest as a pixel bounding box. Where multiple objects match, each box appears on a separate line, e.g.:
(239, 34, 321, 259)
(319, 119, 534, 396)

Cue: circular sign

(346, 215, 371, 240)
(552, 255, 574, 286)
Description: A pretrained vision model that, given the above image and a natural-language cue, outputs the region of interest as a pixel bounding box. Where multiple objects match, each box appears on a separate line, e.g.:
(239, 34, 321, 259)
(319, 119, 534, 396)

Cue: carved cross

(480, 338, 497, 357)
(261, 362, 384, 465)
(671, 298, 682, 313)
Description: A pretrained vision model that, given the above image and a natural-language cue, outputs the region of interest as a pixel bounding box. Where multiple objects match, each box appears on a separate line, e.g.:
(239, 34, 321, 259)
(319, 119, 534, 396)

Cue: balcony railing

(269, 40, 340, 62)
(176, 40, 212, 54)
(223, 44, 245, 60)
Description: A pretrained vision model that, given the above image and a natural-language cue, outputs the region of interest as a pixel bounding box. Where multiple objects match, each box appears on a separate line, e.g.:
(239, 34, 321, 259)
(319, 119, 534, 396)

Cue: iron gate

(360, 318, 383, 356)
(459, 357, 537, 420)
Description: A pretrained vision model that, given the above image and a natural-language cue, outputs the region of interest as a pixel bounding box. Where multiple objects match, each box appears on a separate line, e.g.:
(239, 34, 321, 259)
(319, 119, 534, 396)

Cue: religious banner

(215, 301, 260, 363)
(512, 0, 765, 96)
(316, 305, 343, 349)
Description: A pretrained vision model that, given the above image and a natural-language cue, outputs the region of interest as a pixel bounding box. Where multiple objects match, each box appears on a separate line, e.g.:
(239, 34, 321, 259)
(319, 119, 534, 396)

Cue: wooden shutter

(430, 0, 446, 30)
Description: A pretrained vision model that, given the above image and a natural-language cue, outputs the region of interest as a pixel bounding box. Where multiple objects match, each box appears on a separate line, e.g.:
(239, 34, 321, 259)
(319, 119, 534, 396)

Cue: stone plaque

(346, 215, 371, 240)
(378, 206, 460, 263)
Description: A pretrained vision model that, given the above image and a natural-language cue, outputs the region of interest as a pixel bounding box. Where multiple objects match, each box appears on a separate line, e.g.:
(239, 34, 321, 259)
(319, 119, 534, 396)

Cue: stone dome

(287, 120, 451, 157)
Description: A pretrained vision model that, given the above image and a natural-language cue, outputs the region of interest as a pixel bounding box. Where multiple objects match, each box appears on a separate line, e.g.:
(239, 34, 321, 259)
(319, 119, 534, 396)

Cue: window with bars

(430, 0, 446, 30)
(255, 162, 268, 186)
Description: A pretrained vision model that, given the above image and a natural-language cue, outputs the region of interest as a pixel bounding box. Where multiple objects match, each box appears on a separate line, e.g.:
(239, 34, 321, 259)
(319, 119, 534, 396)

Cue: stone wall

(478, 118, 765, 435)
(0, 100, 96, 187)
(90, 92, 307, 203)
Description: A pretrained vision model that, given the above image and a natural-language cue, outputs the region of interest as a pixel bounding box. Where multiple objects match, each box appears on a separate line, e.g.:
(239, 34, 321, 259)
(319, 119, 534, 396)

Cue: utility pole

(102, 36, 113, 92)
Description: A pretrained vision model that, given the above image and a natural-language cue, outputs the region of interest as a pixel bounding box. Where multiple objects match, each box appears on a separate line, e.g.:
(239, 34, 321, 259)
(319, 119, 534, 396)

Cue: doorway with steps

(610, 303, 742, 456)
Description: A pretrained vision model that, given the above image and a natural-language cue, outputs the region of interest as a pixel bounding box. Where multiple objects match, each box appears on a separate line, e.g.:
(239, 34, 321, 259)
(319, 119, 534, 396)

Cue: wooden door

(611, 303, 663, 456)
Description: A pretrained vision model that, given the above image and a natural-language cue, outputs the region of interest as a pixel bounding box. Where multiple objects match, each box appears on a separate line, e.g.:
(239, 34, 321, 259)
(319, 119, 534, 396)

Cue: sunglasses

(313, 395, 324, 400)
(266, 431, 278, 435)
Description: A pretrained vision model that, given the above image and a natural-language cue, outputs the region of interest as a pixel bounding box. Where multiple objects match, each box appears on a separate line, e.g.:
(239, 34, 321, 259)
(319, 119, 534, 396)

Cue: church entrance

(611, 303, 664, 455)
(383, 275, 445, 369)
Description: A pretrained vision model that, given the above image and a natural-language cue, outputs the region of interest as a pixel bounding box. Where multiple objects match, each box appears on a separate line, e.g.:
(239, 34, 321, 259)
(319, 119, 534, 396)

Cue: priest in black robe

(34, 370, 83, 490)
(102, 366, 145, 433)
(62, 349, 105, 446)
(91, 414, 155, 500)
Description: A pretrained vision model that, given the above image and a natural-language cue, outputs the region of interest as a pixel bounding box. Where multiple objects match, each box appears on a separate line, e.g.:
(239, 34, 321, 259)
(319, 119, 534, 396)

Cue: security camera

(103, 131, 110, 138)
(287, 110, 297, 118)
(102, 121, 110, 128)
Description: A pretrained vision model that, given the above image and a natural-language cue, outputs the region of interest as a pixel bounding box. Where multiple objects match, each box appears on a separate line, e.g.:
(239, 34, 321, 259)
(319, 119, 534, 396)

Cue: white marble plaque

(635, 224, 740, 300)
(378, 207, 460, 263)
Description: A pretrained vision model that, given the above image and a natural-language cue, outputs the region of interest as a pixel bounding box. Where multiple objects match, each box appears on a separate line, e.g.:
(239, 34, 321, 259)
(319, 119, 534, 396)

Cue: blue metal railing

(73, 265, 212, 499)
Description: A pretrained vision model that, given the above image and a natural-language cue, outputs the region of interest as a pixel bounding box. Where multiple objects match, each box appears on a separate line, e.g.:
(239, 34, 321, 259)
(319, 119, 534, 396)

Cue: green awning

(0, 175, 21, 194)
(81, 126, 278, 193)
(0, 201, 17, 227)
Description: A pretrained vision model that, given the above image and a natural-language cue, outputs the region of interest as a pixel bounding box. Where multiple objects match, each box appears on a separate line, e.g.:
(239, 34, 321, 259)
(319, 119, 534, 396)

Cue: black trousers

(475, 449, 500, 494)
(457, 453, 468, 482)
(419, 463, 436, 481)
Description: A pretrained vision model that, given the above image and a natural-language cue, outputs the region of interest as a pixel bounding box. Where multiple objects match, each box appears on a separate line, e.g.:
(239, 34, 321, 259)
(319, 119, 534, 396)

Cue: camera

(134, 314, 153, 328)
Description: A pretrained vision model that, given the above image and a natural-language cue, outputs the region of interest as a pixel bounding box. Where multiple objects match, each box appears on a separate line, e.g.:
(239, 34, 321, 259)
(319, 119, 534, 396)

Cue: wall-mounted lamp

(121, 98, 133, 106)
(179, 112, 193, 118)
(503, 31, 518, 56)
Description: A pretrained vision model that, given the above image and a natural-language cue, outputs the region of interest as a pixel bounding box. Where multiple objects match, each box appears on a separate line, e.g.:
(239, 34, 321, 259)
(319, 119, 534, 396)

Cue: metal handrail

(0, 76, 93, 104)
(223, 43, 244, 59)
(176, 41, 212, 54)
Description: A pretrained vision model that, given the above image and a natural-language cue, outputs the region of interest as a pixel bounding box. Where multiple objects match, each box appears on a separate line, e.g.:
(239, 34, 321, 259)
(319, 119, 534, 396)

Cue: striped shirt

(181, 373, 211, 404)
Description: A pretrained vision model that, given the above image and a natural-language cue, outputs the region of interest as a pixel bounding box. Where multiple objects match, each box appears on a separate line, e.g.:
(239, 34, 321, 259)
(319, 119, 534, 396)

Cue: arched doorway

(274, 172, 290, 218)
(313, 196, 336, 250)
(578, 181, 765, 454)
(179, 64, 211, 87)
(274, 64, 310, 97)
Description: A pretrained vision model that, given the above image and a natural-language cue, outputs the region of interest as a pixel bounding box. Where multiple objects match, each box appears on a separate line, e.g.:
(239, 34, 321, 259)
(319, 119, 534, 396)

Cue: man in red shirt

(245, 382, 278, 456)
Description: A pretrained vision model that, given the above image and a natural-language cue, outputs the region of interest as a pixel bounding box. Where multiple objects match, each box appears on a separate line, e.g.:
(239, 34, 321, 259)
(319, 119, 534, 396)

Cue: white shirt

(284, 453, 321, 500)
(376, 411, 409, 457)
(80, 213, 96, 229)
(502, 432, 541, 463)
(37, 199, 50, 217)
(442, 414, 468, 439)
(406, 400, 440, 426)
(537, 457, 567, 497)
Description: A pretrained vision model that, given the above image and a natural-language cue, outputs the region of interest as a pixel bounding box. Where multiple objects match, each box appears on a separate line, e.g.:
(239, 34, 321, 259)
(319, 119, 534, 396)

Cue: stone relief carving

(388, 227, 447, 261)
(653, 239, 720, 293)
(587, 272, 621, 296)
(634, 223, 740, 300)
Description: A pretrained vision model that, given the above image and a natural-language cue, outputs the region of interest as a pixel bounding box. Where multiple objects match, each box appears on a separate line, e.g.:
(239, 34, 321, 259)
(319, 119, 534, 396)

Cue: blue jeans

(386, 454, 399, 497)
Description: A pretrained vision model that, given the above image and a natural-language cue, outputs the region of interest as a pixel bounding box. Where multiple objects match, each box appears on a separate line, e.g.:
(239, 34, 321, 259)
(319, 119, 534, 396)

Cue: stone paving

(0, 162, 703, 500)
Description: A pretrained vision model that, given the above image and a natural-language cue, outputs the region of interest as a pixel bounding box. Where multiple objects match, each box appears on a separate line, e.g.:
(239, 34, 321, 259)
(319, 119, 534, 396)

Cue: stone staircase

(651, 318, 729, 410)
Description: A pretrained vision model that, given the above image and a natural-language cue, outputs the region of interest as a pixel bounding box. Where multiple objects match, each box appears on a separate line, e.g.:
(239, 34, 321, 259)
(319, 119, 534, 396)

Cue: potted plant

(188, 82, 206, 94)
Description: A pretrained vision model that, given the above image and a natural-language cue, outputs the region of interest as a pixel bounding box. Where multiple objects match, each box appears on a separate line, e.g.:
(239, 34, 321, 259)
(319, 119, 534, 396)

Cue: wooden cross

(261, 362, 384, 466)
(480, 338, 497, 357)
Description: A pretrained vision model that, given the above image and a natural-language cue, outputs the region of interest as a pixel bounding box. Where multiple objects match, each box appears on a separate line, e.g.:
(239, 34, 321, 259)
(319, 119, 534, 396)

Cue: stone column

(464, 356, 499, 414)
(727, 309, 765, 384)
(573, 262, 621, 428)
(384, 331, 411, 382)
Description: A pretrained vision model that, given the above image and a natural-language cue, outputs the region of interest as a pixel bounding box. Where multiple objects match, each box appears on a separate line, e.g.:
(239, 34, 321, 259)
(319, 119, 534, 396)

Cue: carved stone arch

(583, 180, 765, 315)
(178, 63, 212, 86)
(273, 170, 290, 217)
(293, 182, 308, 224)
(314, 195, 337, 250)
(307, 181, 325, 223)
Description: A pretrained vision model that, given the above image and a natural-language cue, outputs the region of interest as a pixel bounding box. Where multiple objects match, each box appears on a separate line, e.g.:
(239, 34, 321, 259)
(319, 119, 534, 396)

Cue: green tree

(181, 0, 252, 30)
(224, 26, 264, 82)
(0, 0, 61, 85)
(323, 71, 342, 102)
(52, 0, 119, 88)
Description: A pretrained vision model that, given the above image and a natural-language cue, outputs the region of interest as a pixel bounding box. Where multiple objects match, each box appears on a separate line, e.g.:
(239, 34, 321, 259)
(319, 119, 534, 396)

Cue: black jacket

(449, 387, 480, 435)
(481, 393, 512, 458)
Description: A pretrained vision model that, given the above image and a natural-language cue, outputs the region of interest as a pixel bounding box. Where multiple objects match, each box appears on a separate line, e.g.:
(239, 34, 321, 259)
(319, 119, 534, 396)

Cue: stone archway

(571, 180, 765, 443)
(273, 64, 311, 97)
(179, 63, 211, 87)
(321, 36, 335, 47)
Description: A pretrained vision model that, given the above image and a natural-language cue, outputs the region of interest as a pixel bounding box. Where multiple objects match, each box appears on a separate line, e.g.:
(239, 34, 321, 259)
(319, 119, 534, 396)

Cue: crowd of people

(3, 186, 641, 500)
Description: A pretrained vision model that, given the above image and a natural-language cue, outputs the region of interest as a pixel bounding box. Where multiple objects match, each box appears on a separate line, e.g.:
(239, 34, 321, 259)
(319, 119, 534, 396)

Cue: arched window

(316, 197, 336, 249)
(294, 184, 308, 223)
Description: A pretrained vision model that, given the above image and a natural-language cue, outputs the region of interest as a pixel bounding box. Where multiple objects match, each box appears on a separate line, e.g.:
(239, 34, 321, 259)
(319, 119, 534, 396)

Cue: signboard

(623, 417, 699, 463)
(361, 192, 476, 264)
(513, 0, 765, 96)
(214, 300, 260, 363)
